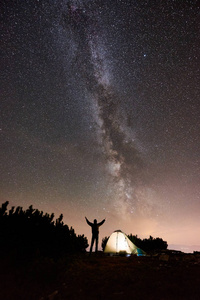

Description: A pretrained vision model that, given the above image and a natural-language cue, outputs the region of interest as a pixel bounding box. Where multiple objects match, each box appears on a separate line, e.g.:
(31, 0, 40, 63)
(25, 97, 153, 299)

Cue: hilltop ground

(1, 251, 200, 300)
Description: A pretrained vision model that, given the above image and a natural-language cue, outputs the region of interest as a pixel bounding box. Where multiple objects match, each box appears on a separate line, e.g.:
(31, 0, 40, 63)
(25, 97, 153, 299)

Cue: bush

(101, 236, 109, 251)
(128, 234, 168, 253)
(0, 202, 88, 258)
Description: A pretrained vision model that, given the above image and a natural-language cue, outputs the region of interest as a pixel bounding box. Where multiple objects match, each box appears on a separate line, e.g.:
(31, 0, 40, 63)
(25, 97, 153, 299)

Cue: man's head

(94, 219, 97, 224)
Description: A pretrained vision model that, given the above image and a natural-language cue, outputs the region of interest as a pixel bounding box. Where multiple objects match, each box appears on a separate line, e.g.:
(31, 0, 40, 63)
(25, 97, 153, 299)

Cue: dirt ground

(54, 252, 200, 300)
(1, 251, 200, 300)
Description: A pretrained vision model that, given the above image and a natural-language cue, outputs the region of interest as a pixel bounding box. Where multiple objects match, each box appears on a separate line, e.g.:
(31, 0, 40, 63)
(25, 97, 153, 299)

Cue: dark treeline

(102, 234, 168, 253)
(128, 234, 168, 252)
(0, 201, 88, 258)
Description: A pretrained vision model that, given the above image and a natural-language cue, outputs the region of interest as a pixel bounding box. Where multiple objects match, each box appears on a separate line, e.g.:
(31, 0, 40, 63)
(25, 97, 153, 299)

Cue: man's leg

(90, 235, 95, 254)
(95, 235, 99, 253)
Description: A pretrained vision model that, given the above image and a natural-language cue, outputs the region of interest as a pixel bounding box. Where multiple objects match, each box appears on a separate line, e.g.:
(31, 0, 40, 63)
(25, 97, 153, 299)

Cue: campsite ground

(1, 251, 200, 300)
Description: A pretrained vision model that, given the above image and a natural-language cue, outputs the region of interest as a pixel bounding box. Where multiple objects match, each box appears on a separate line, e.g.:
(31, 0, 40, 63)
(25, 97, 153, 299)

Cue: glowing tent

(104, 230, 145, 256)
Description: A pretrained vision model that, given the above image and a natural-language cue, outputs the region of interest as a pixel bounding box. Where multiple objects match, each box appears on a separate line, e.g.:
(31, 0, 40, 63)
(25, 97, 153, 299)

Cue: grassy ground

(1, 252, 200, 300)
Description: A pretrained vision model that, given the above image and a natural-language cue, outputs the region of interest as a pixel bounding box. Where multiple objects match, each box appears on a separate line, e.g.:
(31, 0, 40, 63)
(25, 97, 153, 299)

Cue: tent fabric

(104, 230, 145, 256)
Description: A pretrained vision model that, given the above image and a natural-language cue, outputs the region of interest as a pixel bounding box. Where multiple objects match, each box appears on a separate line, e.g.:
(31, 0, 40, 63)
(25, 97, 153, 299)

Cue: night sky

(1, 0, 200, 252)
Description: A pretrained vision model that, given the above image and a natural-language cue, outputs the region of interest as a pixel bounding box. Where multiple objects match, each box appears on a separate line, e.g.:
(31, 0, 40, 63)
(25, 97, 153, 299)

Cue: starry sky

(1, 0, 200, 252)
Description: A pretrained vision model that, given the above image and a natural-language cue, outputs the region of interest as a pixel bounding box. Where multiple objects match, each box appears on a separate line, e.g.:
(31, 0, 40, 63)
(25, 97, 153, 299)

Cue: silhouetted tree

(101, 236, 109, 251)
(0, 201, 9, 216)
(0, 201, 88, 258)
(128, 234, 168, 252)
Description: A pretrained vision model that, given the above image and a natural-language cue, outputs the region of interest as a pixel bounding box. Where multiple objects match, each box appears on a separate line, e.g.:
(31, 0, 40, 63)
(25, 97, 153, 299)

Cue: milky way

(1, 0, 200, 251)
(62, 1, 150, 218)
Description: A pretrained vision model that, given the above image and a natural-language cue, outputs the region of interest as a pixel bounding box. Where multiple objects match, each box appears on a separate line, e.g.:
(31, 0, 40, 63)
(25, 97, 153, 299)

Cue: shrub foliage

(0, 201, 88, 258)
(128, 234, 168, 252)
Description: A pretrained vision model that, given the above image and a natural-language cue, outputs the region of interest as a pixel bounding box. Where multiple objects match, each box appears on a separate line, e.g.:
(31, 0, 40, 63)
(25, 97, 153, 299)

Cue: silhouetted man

(85, 217, 105, 254)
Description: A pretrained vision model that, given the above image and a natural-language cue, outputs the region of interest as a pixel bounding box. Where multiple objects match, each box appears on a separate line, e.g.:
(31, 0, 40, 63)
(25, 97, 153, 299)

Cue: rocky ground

(1, 251, 200, 300)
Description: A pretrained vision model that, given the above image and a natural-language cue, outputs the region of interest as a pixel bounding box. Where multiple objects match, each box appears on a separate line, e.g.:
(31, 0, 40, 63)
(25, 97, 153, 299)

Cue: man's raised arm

(85, 217, 93, 226)
(98, 218, 106, 227)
